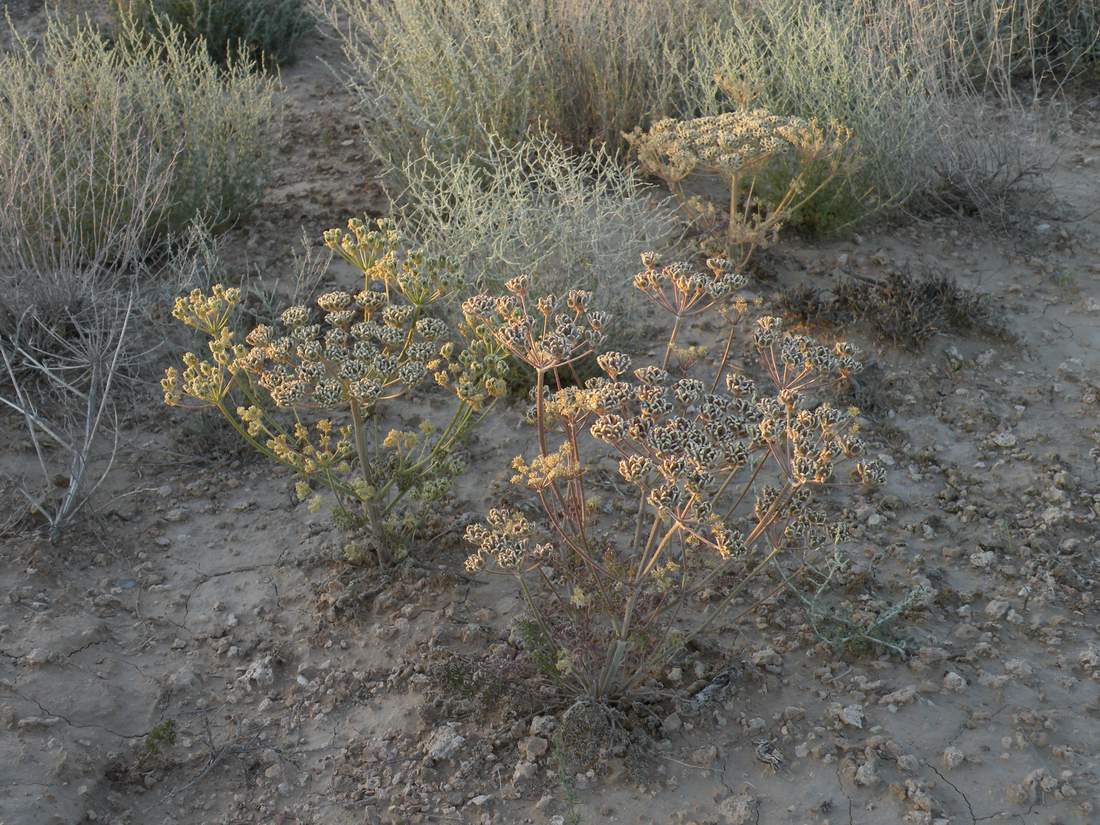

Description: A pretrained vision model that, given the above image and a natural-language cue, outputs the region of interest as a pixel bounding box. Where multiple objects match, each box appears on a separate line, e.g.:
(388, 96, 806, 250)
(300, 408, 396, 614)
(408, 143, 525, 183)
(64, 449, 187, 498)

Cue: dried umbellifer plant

(163, 219, 510, 566)
(624, 82, 857, 267)
(462, 254, 884, 701)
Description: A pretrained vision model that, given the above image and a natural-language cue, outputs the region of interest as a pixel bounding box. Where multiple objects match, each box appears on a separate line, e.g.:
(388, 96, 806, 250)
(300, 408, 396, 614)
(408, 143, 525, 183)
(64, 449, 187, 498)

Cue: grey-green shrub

(328, 0, 1059, 234)
(0, 15, 279, 271)
(116, 0, 314, 67)
(394, 129, 680, 329)
(324, 0, 722, 176)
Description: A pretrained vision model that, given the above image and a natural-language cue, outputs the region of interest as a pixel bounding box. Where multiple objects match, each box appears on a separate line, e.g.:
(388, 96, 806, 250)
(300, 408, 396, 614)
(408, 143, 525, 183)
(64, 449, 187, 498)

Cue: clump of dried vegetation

(325, 0, 1088, 233)
(0, 10, 279, 541)
(0, 14, 278, 271)
(776, 270, 1008, 349)
(113, 0, 315, 68)
(461, 259, 883, 701)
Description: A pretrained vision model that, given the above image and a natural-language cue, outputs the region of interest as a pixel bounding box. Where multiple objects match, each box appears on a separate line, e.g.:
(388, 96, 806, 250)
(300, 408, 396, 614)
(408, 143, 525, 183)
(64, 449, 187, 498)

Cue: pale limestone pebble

(836, 704, 864, 729)
(942, 747, 965, 770)
(1003, 658, 1035, 678)
(718, 793, 757, 825)
(518, 736, 549, 761)
(984, 599, 1011, 620)
(879, 685, 918, 707)
(943, 671, 968, 693)
(238, 655, 274, 691)
(1078, 644, 1100, 677)
(529, 715, 556, 736)
(854, 758, 881, 787)
(424, 723, 465, 762)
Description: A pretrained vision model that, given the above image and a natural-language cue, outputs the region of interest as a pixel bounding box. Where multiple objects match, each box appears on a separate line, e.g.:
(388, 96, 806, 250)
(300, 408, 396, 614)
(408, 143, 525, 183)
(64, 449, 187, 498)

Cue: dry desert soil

(2, 8, 1100, 825)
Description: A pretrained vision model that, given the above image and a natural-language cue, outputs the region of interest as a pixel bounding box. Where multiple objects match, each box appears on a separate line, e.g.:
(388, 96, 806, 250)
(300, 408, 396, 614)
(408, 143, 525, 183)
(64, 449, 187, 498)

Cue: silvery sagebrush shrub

(321, 0, 723, 181)
(163, 220, 510, 567)
(624, 95, 858, 267)
(461, 259, 885, 701)
(0, 14, 278, 271)
(114, 0, 315, 68)
(394, 128, 681, 336)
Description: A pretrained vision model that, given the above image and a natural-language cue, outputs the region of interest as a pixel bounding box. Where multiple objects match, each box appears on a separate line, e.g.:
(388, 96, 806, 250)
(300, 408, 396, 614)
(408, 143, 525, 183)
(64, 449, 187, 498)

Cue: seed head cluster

(625, 110, 854, 184)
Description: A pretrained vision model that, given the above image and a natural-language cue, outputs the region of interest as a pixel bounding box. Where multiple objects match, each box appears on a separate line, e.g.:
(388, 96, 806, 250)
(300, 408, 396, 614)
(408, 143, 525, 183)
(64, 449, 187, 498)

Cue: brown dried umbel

(625, 94, 857, 267)
(465, 255, 882, 701)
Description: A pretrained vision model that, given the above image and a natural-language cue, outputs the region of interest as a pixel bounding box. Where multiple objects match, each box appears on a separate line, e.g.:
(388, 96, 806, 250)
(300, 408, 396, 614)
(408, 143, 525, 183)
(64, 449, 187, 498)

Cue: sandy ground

(2, 10, 1100, 825)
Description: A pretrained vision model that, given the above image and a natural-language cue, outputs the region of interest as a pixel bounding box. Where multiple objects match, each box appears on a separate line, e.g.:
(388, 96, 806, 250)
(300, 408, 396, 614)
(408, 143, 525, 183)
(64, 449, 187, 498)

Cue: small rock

(943, 747, 965, 770)
(718, 793, 757, 825)
(529, 715, 556, 737)
(969, 550, 995, 569)
(855, 759, 881, 787)
(985, 600, 1011, 620)
(519, 736, 549, 760)
(991, 431, 1017, 448)
(880, 685, 918, 706)
(943, 672, 968, 693)
(425, 723, 466, 762)
(238, 656, 274, 690)
(662, 712, 682, 734)
(512, 760, 537, 785)
(840, 705, 864, 729)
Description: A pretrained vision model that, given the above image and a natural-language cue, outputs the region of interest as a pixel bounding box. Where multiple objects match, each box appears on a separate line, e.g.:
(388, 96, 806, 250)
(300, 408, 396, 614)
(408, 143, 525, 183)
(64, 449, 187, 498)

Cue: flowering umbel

(164, 219, 508, 567)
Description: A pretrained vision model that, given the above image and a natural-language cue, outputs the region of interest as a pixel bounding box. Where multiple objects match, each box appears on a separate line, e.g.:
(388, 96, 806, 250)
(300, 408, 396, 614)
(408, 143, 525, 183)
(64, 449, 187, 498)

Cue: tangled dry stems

(114, 0, 314, 67)
(462, 258, 883, 701)
(0, 13, 278, 271)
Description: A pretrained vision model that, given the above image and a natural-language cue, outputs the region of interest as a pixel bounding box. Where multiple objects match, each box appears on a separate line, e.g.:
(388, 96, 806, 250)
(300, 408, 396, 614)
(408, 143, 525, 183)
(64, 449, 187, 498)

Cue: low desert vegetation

(164, 220, 512, 567)
(325, 0, 1088, 233)
(394, 128, 680, 333)
(0, 11, 279, 541)
(113, 0, 314, 67)
(461, 263, 881, 700)
(0, 14, 279, 272)
(2, 0, 1100, 814)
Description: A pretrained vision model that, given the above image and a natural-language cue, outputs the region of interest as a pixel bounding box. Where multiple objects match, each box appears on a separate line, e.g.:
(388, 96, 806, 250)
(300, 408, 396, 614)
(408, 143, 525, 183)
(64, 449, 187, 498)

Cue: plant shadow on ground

(774, 265, 1009, 350)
